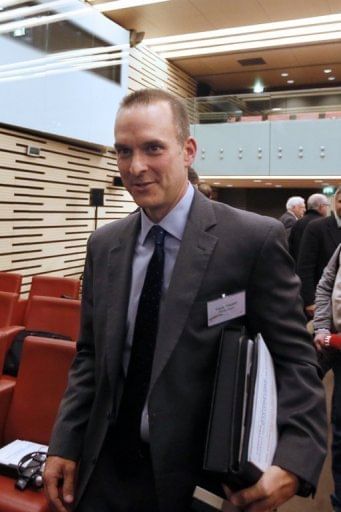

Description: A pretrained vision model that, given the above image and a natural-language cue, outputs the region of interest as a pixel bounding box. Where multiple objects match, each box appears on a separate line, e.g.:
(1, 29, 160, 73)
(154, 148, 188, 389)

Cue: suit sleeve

(246, 220, 327, 491)
(314, 244, 341, 332)
(48, 236, 96, 461)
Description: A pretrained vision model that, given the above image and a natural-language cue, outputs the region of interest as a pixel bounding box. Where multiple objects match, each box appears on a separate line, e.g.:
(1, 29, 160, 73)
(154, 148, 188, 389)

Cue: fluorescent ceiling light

(0, 57, 125, 83)
(145, 13, 341, 45)
(0, 44, 128, 80)
(0, 0, 74, 23)
(145, 13, 341, 59)
(94, 0, 169, 11)
(0, 0, 169, 34)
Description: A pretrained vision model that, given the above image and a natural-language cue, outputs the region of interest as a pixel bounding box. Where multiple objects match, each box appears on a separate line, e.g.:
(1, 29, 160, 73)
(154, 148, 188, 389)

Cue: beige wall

(0, 46, 196, 293)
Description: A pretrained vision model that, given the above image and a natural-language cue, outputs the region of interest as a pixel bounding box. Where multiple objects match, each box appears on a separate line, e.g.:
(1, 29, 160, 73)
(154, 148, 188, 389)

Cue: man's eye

(146, 144, 162, 154)
(117, 148, 131, 157)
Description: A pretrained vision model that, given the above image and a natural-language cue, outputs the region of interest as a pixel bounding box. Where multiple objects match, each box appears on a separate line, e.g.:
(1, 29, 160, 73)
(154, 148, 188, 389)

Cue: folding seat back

(0, 292, 18, 328)
(0, 273, 22, 294)
(2, 336, 75, 446)
(29, 275, 80, 300)
(24, 295, 81, 341)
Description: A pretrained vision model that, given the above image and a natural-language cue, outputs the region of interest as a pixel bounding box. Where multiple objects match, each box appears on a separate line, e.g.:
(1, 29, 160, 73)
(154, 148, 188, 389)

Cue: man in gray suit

(44, 89, 327, 512)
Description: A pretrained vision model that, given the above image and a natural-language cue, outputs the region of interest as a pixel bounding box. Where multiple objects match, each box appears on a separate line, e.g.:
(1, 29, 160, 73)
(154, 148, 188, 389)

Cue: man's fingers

(44, 456, 76, 512)
(62, 463, 75, 504)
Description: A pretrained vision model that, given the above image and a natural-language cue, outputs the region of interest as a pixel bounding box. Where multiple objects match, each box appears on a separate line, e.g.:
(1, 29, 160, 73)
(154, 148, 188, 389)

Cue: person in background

(198, 182, 213, 199)
(187, 166, 199, 187)
(297, 187, 341, 319)
(278, 196, 306, 236)
(289, 193, 330, 263)
(314, 244, 341, 512)
(44, 88, 327, 512)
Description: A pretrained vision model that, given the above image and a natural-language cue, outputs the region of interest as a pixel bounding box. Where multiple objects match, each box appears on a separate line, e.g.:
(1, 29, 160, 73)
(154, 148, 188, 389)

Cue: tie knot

(150, 225, 166, 246)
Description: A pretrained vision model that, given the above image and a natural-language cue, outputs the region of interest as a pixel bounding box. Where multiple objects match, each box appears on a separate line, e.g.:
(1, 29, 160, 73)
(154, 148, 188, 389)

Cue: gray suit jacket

(49, 191, 327, 512)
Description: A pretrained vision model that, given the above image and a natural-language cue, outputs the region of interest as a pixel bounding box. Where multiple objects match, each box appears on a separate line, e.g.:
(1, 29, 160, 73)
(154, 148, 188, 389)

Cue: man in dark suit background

(44, 89, 327, 512)
(297, 187, 341, 319)
(278, 195, 306, 236)
(289, 192, 330, 263)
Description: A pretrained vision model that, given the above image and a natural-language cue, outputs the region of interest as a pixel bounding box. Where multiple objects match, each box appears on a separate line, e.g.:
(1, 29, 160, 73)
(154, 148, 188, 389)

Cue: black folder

(203, 326, 277, 491)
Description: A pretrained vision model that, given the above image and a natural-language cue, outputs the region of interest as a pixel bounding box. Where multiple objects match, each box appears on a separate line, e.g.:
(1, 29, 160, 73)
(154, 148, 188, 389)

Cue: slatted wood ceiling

(0, 46, 196, 294)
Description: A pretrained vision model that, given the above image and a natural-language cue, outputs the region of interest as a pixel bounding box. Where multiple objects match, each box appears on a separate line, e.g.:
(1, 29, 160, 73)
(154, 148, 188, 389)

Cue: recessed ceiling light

(275, 184, 282, 188)
(253, 179, 262, 182)
(328, 76, 336, 81)
(324, 68, 332, 73)
(265, 182, 272, 185)
(253, 80, 264, 93)
(287, 79, 295, 84)
(315, 179, 323, 183)
(213, 182, 221, 185)
(227, 184, 233, 187)
(271, 107, 282, 111)
(281, 72, 289, 77)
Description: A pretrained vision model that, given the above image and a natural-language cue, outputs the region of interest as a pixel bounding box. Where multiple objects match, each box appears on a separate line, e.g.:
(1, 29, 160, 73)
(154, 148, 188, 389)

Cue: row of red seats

(0, 272, 80, 327)
(0, 337, 75, 512)
(0, 273, 81, 511)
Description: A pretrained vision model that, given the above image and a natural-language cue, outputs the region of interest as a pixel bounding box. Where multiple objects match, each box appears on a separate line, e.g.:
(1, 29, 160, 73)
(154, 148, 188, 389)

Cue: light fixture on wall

(129, 29, 145, 48)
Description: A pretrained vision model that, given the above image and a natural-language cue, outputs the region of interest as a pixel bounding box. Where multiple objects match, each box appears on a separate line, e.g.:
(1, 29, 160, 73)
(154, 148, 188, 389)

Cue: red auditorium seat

(295, 112, 319, 120)
(0, 337, 76, 512)
(13, 275, 81, 325)
(268, 113, 290, 121)
(0, 292, 19, 328)
(29, 275, 80, 300)
(0, 273, 22, 294)
(325, 111, 341, 119)
(0, 295, 80, 377)
(240, 115, 263, 122)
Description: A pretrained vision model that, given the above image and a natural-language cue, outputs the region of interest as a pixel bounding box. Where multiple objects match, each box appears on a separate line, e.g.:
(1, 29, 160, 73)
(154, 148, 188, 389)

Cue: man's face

(114, 101, 196, 223)
(292, 203, 306, 219)
(335, 193, 341, 218)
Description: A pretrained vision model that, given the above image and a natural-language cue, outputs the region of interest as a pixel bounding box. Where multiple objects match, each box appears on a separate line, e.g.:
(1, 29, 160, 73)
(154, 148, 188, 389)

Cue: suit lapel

(150, 193, 218, 391)
(105, 214, 140, 390)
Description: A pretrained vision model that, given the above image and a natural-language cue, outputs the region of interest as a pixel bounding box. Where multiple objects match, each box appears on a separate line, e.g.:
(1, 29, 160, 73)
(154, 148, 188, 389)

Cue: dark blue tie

(114, 225, 166, 460)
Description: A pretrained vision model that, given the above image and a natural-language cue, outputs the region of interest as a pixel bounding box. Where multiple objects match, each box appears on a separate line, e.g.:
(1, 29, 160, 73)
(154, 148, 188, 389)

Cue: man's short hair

(307, 193, 329, 210)
(118, 88, 190, 144)
(286, 196, 305, 210)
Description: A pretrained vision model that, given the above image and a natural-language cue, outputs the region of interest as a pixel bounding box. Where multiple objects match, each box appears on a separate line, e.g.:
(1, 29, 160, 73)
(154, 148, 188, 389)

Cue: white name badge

(207, 291, 246, 327)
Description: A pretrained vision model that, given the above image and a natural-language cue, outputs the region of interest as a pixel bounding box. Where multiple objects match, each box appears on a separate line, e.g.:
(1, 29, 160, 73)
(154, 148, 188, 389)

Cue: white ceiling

(103, 0, 341, 93)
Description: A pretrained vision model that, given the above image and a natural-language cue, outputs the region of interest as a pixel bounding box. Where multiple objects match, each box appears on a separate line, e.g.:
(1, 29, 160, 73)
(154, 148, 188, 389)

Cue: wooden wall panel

(0, 46, 196, 294)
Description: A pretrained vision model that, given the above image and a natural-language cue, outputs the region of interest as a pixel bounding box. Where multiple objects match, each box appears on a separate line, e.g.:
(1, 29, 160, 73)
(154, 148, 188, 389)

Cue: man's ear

(184, 136, 197, 166)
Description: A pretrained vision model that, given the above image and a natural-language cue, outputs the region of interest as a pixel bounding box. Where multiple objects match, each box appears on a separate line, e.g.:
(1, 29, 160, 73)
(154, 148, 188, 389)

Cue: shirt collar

(140, 183, 194, 244)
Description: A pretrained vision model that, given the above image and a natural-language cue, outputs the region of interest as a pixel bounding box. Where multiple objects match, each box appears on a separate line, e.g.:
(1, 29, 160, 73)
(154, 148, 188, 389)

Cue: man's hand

(314, 331, 331, 352)
(226, 466, 299, 512)
(44, 456, 76, 512)
(305, 304, 316, 319)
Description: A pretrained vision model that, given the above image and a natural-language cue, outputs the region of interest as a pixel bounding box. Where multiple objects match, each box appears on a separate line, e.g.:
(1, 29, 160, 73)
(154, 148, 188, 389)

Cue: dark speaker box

(89, 188, 104, 207)
(113, 176, 124, 187)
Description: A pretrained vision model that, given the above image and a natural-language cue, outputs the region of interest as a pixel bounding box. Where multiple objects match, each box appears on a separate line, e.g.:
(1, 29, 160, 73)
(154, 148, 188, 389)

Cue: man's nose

(129, 152, 147, 175)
